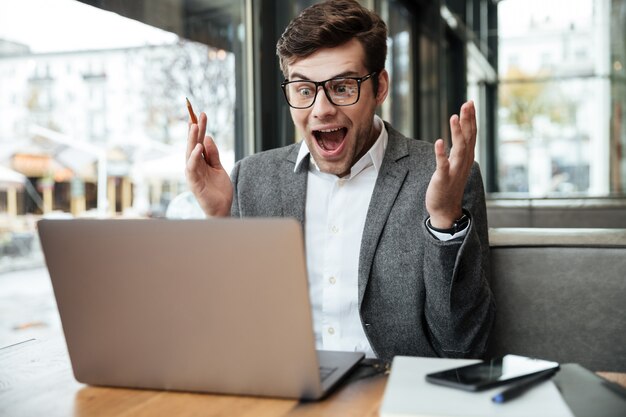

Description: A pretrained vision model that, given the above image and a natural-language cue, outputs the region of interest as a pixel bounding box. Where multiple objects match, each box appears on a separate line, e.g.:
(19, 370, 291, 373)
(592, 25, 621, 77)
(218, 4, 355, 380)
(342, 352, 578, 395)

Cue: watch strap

(427, 212, 470, 235)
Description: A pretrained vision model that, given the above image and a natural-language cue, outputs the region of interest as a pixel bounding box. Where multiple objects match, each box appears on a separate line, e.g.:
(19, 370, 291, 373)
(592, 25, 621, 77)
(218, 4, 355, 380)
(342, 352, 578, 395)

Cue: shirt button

(328, 327, 335, 335)
(329, 276, 336, 285)
(337, 179, 345, 188)
(330, 225, 339, 234)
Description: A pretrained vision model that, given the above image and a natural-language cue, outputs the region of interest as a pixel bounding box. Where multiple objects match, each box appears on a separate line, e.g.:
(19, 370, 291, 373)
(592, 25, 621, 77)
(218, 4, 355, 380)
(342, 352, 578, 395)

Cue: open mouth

(313, 127, 348, 153)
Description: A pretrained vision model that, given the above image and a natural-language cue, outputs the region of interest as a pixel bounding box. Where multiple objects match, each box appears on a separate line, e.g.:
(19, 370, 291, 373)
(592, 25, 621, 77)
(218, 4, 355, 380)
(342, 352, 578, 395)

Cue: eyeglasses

(281, 72, 376, 109)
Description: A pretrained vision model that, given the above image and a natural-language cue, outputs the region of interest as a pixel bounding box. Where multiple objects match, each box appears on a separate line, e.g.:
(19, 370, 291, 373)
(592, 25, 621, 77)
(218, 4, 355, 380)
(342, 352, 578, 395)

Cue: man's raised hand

(425, 101, 477, 228)
(185, 112, 233, 217)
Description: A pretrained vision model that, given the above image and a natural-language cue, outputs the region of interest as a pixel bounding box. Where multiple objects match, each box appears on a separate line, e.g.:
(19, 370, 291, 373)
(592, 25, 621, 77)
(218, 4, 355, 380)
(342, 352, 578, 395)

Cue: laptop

(38, 218, 364, 400)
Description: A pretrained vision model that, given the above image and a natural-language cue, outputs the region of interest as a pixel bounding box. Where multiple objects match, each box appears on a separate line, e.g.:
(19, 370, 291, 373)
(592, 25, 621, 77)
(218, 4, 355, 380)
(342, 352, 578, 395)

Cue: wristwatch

(427, 212, 470, 235)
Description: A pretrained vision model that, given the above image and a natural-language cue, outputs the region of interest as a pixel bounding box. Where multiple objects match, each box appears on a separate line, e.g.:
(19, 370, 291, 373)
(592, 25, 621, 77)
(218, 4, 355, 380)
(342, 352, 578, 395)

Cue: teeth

(314, 127, 343, 152)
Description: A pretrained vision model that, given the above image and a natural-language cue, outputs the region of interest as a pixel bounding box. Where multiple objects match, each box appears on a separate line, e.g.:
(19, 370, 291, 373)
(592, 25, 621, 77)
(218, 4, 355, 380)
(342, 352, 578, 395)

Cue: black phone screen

(425, 354, 559, 391)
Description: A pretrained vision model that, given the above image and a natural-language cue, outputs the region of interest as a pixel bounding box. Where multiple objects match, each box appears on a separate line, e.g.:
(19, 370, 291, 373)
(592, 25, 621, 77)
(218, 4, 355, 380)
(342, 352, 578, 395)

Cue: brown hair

(276, 0, 388, 79)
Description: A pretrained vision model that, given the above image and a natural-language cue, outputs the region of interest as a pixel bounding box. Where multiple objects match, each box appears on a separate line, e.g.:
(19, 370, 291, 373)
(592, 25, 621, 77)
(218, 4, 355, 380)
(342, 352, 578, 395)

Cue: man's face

(286, 39, 388, 177)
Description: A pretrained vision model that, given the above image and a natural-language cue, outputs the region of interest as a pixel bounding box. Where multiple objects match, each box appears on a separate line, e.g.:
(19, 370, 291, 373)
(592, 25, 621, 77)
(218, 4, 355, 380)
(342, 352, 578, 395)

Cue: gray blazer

(230, 123, 495, 361)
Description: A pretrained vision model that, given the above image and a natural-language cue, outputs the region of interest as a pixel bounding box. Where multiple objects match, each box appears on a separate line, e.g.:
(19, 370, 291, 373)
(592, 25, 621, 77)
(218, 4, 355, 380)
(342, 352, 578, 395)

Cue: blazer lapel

(358, 125, 410, 305)
(280, 143, 308, 225)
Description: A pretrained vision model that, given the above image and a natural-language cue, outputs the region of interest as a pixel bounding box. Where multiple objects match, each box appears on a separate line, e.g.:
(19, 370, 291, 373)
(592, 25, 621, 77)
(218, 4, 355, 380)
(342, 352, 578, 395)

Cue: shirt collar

(294, 115, 388, 176)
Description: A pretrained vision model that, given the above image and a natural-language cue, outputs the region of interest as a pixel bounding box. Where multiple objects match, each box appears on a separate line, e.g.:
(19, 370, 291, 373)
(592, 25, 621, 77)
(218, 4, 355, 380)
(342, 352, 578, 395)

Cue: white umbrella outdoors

(0, 164, 26, 189)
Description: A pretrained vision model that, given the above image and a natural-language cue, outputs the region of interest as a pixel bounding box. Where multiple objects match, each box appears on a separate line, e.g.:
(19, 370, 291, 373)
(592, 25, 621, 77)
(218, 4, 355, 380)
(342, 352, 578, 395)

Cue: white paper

(380, 356, 575, 417)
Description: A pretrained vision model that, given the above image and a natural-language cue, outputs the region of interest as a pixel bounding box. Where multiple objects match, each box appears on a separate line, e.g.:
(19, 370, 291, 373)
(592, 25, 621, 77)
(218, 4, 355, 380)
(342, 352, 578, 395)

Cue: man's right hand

(185, 112, 233, 217)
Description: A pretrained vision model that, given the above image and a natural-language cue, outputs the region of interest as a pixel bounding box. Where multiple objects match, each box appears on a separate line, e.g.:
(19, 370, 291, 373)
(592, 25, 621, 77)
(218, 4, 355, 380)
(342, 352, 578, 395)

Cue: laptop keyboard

(319, 366, 337, 382)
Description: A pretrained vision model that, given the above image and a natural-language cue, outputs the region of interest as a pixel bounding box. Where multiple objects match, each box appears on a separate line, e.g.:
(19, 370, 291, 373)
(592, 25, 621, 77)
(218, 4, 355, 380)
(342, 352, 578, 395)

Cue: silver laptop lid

(39, 218, 326, 399)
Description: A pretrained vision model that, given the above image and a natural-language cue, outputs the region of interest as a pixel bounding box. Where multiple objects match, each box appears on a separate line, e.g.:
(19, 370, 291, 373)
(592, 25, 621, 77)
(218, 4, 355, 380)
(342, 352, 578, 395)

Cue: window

(0, 0, 246, 217)
(496, 0, 626, 196)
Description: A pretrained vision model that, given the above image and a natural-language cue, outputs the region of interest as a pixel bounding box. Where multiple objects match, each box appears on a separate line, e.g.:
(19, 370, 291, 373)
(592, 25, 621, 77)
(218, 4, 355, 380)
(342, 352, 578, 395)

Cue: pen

(186, 97, 198, 124)
(186, 97, 207, 162)
(492, 369, 558, 403)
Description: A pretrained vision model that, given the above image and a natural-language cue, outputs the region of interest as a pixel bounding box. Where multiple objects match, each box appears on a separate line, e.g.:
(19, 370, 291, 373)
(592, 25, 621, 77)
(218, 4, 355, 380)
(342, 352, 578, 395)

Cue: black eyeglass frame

(280, 72, 377, 109)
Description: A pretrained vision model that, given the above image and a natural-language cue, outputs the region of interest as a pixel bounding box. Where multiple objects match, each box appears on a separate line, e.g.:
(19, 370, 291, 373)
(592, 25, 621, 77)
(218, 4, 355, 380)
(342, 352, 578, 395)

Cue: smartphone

(425, 354, 559, 391)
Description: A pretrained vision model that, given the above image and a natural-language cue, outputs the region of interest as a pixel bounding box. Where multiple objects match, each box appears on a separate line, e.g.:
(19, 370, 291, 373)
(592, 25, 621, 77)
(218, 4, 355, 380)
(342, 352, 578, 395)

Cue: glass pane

(497, 0, 624, 196)
(0, 0, 243, 223)
(0, 0, 246, 279)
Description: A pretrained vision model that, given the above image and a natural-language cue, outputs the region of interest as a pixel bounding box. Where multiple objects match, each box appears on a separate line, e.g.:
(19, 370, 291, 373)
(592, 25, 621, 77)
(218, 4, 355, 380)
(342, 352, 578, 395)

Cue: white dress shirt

(294, 116, 468, 358)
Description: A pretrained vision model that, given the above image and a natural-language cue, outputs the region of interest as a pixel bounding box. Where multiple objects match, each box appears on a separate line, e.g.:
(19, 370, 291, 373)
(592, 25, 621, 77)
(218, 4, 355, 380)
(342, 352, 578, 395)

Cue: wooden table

(1, 337, 624, 417)
(0, 337, 386, 417)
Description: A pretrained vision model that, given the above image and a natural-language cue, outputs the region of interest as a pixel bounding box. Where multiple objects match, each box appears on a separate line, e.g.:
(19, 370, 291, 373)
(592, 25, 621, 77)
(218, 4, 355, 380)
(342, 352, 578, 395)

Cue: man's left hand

(425, 100, 477, 229)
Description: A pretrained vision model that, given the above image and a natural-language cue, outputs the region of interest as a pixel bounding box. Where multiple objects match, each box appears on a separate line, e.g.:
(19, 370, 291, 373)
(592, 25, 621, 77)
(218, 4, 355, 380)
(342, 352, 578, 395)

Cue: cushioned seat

(485, 228, 626, 372)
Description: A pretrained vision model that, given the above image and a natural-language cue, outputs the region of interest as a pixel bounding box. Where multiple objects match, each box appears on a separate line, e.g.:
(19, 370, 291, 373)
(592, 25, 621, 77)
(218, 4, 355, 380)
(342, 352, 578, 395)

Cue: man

(186, 0, 494, 362)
